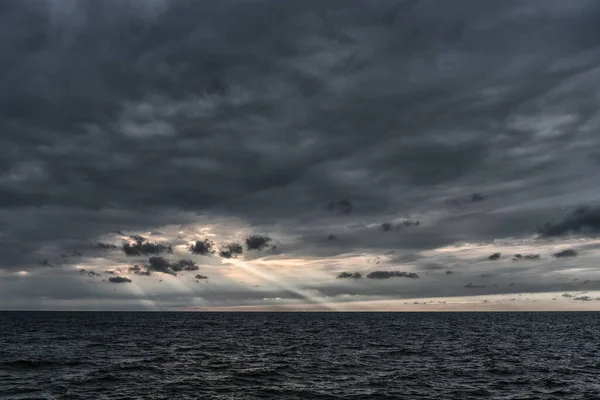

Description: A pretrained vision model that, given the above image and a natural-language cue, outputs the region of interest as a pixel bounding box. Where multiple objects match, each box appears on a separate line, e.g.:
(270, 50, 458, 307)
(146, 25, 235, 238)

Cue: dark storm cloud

(2, 0, 600, 309)
(2, 1, 599, 261)
(488, 253, 501, 261)
(540, 206, 600, 237)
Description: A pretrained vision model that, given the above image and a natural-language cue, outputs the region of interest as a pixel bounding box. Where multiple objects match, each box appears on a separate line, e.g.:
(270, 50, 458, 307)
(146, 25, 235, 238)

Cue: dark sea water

(1, 312, 599, 400)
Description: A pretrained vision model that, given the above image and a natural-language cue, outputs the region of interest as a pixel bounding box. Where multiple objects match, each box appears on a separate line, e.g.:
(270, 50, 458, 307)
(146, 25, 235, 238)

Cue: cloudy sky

(2, 0, 600, 311)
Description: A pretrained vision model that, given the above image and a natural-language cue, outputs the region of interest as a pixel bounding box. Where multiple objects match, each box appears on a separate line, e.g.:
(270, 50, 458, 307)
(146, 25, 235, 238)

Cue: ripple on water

(1, 312, 600, 399)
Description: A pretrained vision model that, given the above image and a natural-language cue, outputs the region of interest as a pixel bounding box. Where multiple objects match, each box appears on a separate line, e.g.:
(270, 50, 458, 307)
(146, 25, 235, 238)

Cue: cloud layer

(1, 0, 600, 310)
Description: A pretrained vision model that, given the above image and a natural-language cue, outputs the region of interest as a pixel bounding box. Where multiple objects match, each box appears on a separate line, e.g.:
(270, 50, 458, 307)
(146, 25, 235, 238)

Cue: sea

(1, 312, 599, 399)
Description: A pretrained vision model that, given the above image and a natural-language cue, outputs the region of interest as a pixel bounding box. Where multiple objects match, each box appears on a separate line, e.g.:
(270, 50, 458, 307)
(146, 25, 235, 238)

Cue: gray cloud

(326, 200, 353, 215)
(218, 243, 243, 259)
(135, 256, 200, 276)
(513, 253, 540, 261)
(464, 282, 486, 289)
(128, 264, 151, 276)
(172, 259, 199, 273)
(337, 272, 362, 279)
(366, 271, 419, 279)
(108, 276, 132, 284)
(122, 237, 172, 256)
(188, 239, 216, 255)
(95, 243, 118, 250)
(540, 206, 600, 237)
(2, 0, 600, 309)
(574, 296, 592, 301)
(245, 234, 273, 251)
(553, 249, 578, 258)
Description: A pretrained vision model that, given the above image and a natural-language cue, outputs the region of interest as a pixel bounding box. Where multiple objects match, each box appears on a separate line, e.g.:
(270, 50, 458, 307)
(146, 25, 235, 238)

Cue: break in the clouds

(2, 0, 600, 311)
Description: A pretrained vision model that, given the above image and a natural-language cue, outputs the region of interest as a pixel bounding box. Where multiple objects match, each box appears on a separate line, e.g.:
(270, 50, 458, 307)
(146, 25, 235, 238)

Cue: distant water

(1, 312, 600, 399)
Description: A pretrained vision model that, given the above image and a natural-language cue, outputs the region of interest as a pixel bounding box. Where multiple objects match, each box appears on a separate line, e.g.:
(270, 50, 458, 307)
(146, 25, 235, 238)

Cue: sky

(1, 0, 600, 311)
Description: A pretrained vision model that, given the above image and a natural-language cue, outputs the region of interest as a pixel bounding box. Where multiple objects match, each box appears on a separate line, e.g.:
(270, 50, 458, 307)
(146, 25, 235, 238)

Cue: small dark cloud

(104, 271, 116, 275)
(139, 257, 198, 275)
(488, 253, 501, 260)
(189, 239, 216, 255)
(464, 282, 486, 288)
(574, 296, 592, 301)
(562, 293, 573, 298)
(513, 253, 540, 261)
(469, 193, 486, 203)
(108, 276, 132, 284)
(337, 271, 362, 279)
(245, 234, 272, 251)
(398, 220, 420, 228)
(327, 234, 337, 241)
(540, 206, 600, 237)
(38, 259, 55, 268)
(128, 264, 151, 276)
(95, 243, 117, 250)
(419, 262, 444, 271)
(122, 236, 172, 256)
(87, 271, 101, 277)
(172, 259, 199, 272)
(194, 274, 208, 280)
(219, 242, 243, 259)
(381, 220, 420, 232)
(446, 193, 487, 207)
(552, 249, 578, 258)
(326, 200, 353, 215)
(366, 271, 419, 279)
(147, 256, 176, 275)
(71, 251, 82, 257)
(446, 270, 453, 275)
(390, 252, 422, 263)
(381, 222, 393, 232)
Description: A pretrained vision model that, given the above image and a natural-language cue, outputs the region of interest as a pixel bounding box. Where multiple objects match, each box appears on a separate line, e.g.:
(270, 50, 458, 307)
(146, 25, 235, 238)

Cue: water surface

(1, 312, 599, 399)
